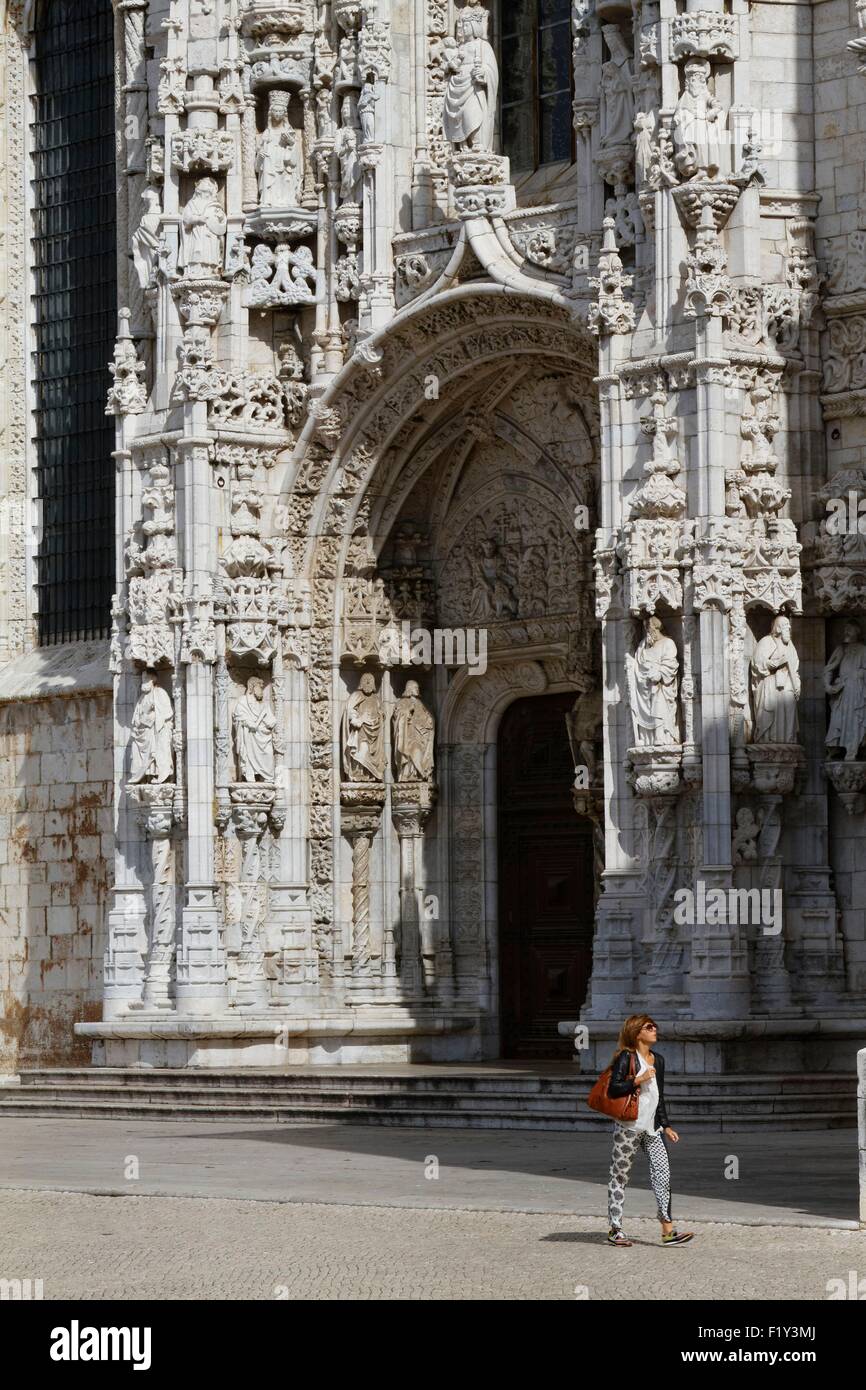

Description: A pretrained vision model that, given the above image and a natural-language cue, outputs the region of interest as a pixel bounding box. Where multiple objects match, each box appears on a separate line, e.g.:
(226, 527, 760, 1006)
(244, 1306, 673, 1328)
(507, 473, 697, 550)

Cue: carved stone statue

(468, 537, 517, 621)
(257, 90, 301, 208)
(335, 95, 363, 203)
(633, 109, 656, 187)
(129, 672, 175, 784)
(181, 177, 227, 277)
(750, 615, 800, 744)
(132, 186, 163, 290)
(732, 806, 762, 864)
(566, 687, 603, 784)
(233, 676, 276, 783)
(343, 673, 386, 782)
(599, 25, 635, 151)
(626, 616, 680, 746)
(825, 620, 866, 761)
(442, 0, 499, 153)
(358, 77, 379, 144)
(393, 681, 435, 783)
(672, 59, 729, 181)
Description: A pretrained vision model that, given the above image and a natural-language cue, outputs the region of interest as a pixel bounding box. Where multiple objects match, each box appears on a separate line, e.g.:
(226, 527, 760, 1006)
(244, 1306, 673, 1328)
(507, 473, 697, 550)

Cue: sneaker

(661, 1230, 694, 1245)
(607, 1230, 633, 1247)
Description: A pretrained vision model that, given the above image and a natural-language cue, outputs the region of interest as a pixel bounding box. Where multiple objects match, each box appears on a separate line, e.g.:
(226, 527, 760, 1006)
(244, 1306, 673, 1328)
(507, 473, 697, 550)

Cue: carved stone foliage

(424, 0, 451, 172)
(685, 198, 734, 319)
(122, 448, 181, 670)
(811, 475, 866, 611)
(172, 129, 235, 175)
(107, 310, 147, 416)
(394, 246, 453, 307)
(823, 315, 866, 395)
(506, 208, 588, 284)
(245, 242, 318, 308)
(215, 443, 291, 665)
(670, 12, 738, 62)
(588, 217, 635, 335)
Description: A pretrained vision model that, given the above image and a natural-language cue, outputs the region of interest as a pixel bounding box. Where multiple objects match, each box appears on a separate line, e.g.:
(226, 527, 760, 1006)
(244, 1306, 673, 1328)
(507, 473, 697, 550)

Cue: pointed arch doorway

(498, 693, 595, 1059)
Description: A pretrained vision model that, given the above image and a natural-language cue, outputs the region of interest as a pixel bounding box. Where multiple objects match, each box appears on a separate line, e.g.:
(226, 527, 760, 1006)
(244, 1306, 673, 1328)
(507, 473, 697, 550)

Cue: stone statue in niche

(233, 676, 276, 783)
(132, 186, 163, 290)
(316, 85, 336, 142)
(343, 673, 386, 782)
(750, 615, 800, 744)
(626, 616, 680, 747)
(181, 177, 227, 277)
(599, 25, 635, 152)
(393, 681, 435, 783)
(358, 76, 379, 144)
(672, 59, 729, 181)
(257, 90, 301, 208)
(442, 0, 499, 153)
(129, 671, 175, 784)
(824, 620, 866, 761)
(335, 95, 363, 204)
(732, 806, 762, 864)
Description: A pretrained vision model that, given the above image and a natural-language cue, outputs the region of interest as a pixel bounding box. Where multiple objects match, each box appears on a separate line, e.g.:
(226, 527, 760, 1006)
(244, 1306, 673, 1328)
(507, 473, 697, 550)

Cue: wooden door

(498, 693, 595, 1059)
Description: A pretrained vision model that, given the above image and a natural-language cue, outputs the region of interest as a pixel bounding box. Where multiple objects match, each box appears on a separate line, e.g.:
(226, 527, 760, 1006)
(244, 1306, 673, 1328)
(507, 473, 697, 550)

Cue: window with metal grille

(31, 0, 116, 645)
(500, 0, 574, 173)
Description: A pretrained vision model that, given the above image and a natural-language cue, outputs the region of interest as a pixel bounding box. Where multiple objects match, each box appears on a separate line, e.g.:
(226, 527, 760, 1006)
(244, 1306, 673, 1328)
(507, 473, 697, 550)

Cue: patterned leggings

(607, 1123, 672, 1232)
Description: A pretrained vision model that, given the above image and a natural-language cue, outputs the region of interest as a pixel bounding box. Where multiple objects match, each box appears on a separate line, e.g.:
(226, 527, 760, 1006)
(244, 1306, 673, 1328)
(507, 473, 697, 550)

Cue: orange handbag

(586, 1050, 639, 1121)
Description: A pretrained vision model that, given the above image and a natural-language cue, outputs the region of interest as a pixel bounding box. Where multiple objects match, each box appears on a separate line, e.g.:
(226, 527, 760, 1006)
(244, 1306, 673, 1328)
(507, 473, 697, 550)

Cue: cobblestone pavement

(0, 1118, 858, 1226)
(0, 1189, 864, 1300)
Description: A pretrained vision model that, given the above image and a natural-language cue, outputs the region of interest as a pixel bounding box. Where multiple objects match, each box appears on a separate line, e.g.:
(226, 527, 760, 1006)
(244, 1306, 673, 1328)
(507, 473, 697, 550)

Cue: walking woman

(606, 1015, 694, 1247)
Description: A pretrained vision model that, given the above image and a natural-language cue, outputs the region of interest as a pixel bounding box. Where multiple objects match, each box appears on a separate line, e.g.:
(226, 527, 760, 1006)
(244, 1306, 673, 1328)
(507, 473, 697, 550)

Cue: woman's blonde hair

(610, 1013, 656, 1064)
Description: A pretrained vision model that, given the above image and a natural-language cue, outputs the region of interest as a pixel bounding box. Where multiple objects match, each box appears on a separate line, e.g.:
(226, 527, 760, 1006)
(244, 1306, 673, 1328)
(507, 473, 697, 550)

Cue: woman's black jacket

(607, 1049, 671, 1130)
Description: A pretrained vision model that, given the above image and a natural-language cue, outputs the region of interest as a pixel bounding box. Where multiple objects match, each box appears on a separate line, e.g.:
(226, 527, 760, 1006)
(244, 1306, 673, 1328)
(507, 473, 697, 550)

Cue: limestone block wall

(0, 693, 113, 1071)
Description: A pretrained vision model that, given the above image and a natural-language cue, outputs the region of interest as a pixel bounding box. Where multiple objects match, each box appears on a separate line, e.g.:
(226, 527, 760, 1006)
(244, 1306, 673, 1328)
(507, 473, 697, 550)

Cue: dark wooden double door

(498, 694, 595, 1059)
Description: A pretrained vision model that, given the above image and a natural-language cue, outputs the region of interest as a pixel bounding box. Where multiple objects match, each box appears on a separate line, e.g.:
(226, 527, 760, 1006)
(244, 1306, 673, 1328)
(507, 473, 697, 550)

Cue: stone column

(341, 784, 386, 998)
(688, 312, 751, 1018)
(268, 643, 315, 999)
(230, 792, 272, 1010)
(174, 425, 227, 1015)
(392, 782, 436, 998)
(136, 785, 178, 1009)
(105, 419, 147, 1017)
(588, 355, 640, 1016)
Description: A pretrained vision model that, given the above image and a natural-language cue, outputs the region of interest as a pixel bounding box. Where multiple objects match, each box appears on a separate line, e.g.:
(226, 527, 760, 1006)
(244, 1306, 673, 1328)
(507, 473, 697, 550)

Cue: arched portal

(280, 288, 604, 1057)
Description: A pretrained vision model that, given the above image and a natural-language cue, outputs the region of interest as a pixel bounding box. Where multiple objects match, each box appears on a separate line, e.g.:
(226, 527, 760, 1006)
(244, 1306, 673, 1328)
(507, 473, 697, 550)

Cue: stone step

(0, 1067, 858, 1131)
(13, 1067, 861, 1089)
(0, 1094, 856, 1131)
(1, 1082, 855, 1116)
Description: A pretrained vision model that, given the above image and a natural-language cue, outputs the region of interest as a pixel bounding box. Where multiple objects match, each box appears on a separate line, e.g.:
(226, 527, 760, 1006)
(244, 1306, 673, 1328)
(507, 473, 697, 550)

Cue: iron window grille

(31, 0, 117, 645)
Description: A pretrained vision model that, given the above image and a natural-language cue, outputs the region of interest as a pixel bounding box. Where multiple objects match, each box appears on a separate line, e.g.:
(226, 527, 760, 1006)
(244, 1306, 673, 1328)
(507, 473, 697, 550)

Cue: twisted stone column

(341, 784, 386, 992)
(141, 788, 177, 1008)
(392, 782, 436, 998)
(231, 792, 273, 1009)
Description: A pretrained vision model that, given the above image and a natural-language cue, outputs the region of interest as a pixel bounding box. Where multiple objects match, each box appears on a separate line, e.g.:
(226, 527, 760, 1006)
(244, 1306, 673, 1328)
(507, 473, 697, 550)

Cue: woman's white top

(620, 1052, 660, 1136)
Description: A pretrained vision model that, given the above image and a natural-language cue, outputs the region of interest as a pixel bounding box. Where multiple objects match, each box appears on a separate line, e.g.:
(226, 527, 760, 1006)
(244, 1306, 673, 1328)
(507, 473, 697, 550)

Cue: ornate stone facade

(1, 0, 866, 1075)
